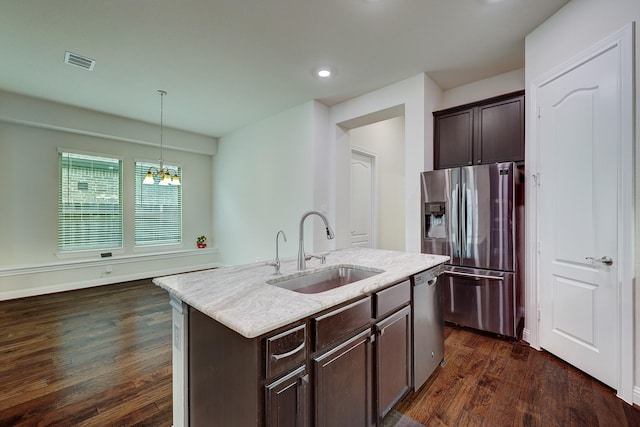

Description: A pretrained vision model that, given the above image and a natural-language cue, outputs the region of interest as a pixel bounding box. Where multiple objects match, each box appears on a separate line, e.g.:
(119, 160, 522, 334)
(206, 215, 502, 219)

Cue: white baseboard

(633, 386, 640, 406)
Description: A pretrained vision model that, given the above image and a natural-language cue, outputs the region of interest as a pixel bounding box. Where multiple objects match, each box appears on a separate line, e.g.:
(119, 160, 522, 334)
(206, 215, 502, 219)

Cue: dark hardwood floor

(397, 327, 640, 427)
(0, 280, 172, 426)
(1, 280, 638, 426)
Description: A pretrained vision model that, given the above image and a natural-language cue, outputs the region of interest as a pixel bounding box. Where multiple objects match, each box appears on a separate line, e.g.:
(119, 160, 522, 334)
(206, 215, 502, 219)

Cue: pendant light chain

(142, 89, 181, 186)
(158, 89, 166, 167)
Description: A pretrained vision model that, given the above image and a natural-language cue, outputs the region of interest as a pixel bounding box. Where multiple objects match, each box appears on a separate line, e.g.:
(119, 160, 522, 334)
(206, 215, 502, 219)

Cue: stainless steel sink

(267, 266, 383, 294)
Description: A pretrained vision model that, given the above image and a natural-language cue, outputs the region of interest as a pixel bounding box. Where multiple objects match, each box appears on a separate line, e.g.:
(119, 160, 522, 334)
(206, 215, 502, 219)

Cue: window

(134, 161, 182, 246)
(58, 150, 123, 251)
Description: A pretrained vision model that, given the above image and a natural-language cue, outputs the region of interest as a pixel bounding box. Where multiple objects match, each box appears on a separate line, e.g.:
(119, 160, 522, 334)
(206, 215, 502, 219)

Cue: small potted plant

(197, 235, 207, 249)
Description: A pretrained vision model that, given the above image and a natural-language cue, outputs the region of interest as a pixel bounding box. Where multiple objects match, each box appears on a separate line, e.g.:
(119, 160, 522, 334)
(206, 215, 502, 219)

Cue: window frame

(133, 158, 183, 249)
(57, 148, 124, 257)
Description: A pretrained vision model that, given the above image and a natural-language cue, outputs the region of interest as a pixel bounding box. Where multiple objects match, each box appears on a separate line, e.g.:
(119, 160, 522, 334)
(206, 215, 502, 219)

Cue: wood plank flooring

(397, 327, 640, 427)
(1, 279, 639, 426)
(0, 280, 172, 426)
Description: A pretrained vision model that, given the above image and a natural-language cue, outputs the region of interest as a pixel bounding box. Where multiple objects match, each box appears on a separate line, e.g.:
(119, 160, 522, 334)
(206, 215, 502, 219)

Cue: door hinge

(537, 107, 541, 118)
(537, 308, 541, 321)
(537, 241, 541, 254)
(532, 172, 540, 186)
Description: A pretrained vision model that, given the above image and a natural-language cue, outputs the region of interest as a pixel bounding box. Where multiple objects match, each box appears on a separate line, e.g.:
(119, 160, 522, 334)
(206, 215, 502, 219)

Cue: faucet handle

(266, 258, 281, 274)
(308, 253, 328, 265)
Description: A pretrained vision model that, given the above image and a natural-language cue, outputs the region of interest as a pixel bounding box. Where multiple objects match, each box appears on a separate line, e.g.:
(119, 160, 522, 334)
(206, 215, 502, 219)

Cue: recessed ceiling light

(317, 68, 332, 78)
(311, 66, 337, 80)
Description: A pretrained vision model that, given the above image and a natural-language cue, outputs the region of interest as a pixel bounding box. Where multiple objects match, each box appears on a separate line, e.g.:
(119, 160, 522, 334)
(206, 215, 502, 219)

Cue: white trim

(634, 386, 640, 406)
(171, 297, 189, 427)
(0, 247, 218, 276)
(524, 80, 541, 349)
(0, 260, 220, 301)
(528, 23, 635, 404)
(0, 116, 212, 155)
(58, 146, 125, 161)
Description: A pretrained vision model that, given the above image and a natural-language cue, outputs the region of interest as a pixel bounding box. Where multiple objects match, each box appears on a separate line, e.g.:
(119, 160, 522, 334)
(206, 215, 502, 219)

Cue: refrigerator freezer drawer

(443, 267, 516, 337)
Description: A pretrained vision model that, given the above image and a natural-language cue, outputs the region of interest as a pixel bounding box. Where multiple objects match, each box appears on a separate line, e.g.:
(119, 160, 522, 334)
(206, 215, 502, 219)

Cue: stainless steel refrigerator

(420, 162, 524, 338)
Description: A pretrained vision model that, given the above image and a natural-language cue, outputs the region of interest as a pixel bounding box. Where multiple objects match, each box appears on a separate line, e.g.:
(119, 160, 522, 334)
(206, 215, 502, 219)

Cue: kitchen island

(154, 247, 448, 427)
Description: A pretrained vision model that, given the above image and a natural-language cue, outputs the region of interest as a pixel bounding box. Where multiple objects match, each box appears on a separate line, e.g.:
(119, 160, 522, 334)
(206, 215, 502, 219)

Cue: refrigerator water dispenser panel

(424, 202, 447, 239)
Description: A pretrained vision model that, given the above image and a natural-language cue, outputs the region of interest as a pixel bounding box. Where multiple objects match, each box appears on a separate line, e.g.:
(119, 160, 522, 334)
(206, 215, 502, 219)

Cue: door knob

(585, 256, 614, 266)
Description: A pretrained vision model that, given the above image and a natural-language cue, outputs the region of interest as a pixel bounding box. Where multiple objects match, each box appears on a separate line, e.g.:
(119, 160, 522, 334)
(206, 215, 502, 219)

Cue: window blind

(58, 151, 123, 251)
(134, 161, 182, 246)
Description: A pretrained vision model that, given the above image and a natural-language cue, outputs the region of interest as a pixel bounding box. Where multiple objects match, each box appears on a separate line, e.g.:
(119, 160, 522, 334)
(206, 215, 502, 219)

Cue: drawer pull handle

(270, 342, 305, 362)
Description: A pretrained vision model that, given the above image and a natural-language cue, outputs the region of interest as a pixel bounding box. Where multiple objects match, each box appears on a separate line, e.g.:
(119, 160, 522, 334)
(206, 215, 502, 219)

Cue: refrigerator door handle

(446, 270, 505, 281)
(460, 182, 467, 258)
(451, 182, 459, 258)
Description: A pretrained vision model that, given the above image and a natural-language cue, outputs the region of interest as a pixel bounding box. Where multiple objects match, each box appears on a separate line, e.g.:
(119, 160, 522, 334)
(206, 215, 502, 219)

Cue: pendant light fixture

(143, 90, 181, 186)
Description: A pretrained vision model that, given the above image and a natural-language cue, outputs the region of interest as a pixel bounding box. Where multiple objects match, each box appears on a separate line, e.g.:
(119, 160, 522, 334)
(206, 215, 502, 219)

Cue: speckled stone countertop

(153, 247, 449, 339)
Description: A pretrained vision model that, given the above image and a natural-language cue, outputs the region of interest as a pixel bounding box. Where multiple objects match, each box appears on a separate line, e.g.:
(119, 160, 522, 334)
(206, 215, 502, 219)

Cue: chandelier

(143, 90, 181, 186)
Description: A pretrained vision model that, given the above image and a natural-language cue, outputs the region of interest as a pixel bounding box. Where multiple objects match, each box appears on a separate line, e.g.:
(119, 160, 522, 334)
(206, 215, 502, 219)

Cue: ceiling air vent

(64, 51, 96, 71)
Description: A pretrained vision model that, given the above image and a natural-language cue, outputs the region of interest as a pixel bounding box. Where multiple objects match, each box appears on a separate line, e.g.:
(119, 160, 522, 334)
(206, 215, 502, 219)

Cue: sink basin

(267, 266, 383, 294)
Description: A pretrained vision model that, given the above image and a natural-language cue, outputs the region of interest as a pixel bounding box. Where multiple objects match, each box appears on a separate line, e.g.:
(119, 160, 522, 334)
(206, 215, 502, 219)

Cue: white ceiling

(0, 0, 569, 137)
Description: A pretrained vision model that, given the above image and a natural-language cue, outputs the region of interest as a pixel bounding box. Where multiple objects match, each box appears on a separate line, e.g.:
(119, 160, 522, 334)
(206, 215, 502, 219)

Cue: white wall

(330, 73, 443, 253)
(213, 101, 322, 266)
(439, 68, 525, 110)
(525, 0, 639, 402)
(0, 91, 218, 300)
(348, 116, 406, 251)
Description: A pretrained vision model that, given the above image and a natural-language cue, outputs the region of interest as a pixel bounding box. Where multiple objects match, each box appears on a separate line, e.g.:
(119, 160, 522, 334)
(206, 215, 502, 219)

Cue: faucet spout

(297, 210, 334, 270)
(267, 230, 287, 274)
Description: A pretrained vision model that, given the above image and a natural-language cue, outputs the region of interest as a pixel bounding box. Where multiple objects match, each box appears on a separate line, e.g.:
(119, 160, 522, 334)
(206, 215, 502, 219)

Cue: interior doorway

(347, 116, 405, 251)
(350, 149, 375, 248)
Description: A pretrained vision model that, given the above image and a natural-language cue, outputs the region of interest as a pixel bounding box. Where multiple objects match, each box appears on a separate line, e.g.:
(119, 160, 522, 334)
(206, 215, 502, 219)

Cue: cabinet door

(434, 108, 474, 169)
(475, 95, 524, 164)
(375, 305, 412, 421)
(313, 329, 374, 427)
(265, 366, 309, 427)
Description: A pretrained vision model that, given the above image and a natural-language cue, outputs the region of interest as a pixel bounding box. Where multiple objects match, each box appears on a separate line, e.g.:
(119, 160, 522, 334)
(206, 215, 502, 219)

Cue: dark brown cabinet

(265, 366, 308, 427)
(311, 296, 374, 427)
(188, 308, 308, 427)
(313, 328, 374, 427)
(184, 271, 443, 427)
(373, 280, 412, 422)
(434, 91, 524, 169)
(375, 305, 412, 421)
(265, 324, 308, 427)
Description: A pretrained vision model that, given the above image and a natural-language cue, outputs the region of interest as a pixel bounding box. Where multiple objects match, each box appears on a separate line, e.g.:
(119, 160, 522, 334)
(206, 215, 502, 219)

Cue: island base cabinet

(188, 307, 260, 427)
(313, 328, 374, 427)
(265, 366, 309, 427)
(375, 305, 412, 421)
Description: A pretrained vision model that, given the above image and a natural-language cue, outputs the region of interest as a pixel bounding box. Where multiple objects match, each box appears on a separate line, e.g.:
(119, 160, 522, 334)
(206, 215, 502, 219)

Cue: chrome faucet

(266, 230, 287, 274)
(297, 211, 335, 270)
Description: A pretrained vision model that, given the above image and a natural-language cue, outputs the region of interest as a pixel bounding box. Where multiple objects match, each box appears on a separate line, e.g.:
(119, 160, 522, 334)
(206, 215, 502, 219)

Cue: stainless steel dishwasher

(411, 264, 445, 390)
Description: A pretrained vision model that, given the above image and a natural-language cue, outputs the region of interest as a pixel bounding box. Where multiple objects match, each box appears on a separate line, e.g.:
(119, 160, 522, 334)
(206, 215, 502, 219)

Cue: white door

(350, 150, 374, 248)
(537, 41, 621, 388)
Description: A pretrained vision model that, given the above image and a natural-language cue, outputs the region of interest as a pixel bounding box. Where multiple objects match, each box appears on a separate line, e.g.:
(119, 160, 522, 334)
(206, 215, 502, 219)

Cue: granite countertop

(153, 247, 449, 339)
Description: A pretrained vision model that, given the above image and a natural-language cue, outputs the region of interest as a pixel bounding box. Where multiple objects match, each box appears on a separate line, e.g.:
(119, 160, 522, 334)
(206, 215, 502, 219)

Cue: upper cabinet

(433, 91, 524, 169)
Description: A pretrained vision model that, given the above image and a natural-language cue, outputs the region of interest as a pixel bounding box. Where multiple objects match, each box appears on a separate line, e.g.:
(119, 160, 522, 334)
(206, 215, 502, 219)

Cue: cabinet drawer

(266, 324, 306, 379)
(313, 296, 372, 352)
(374, 280, 410, 319)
